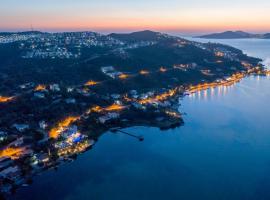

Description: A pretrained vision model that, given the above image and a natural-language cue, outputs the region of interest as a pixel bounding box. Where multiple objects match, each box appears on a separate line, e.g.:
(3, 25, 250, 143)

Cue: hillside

(198, 31, 257, 39)
(0, 30, 262, 95)
(263, 33, 270, 39)
(108, 30, 163, 42)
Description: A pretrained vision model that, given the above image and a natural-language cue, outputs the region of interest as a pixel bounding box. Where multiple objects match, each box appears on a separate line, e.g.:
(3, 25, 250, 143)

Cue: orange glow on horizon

(2, 18, 269, 33)
(1, 4, 270, 34)
(0, 0, 269, 34)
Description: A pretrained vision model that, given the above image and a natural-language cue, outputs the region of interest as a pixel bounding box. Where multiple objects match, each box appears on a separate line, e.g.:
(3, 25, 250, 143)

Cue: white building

(98, 112, 120, 124)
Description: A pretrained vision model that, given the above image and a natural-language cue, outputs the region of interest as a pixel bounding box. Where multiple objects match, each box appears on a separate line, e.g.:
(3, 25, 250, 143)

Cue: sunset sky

(1, 0, 270, 34)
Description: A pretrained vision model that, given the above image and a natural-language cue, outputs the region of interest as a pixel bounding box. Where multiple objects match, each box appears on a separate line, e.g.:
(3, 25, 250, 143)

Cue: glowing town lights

(179, 41, 187, 45)
(60, 116, 79, 127)
(35, 84, 46, 91)
(86, 104, 125, 115)
(139, 88, 177, 104)
(85, 80, 99, 86)
(140, 70, 150, 75)
(215, 51, 224, 57)
(57, 140, 91, 157)
(0, 96, 14, 103)
(173, 64, 189, 70)
(0, 147, 25, 160)
(49, 116, 80, 139)
(241, 61, 252, 68)
(118, 74, 129, 79)
(83, 88, 90, 93)
(86, 105, 103, 114)
(105, 104, 125, 111)
(123, 95, 133, 102)
(159, 67, 167, 72)
(201, 70, 213, 76)
(188, 72, 245, 94)
(165, 111, 181, 118)
(92, 106, 103, 112)
(66, 132, 81, 145)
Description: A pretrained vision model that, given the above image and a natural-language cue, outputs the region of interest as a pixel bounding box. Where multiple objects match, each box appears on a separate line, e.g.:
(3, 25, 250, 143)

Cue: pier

(110, 128, 144, 141)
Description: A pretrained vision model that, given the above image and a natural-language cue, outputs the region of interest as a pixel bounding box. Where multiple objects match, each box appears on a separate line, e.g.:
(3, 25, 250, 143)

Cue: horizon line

(0, 28, 270, 35)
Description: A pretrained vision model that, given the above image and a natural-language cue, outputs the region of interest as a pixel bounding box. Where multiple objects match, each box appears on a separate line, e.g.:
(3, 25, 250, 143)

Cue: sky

(1, 0, 270, 34)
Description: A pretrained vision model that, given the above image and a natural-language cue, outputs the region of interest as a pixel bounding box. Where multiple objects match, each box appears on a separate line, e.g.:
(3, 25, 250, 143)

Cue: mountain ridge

(198, 31, 270, 39)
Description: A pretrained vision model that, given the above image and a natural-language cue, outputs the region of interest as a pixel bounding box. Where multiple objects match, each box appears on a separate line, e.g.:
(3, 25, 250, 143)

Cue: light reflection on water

(188, 75, 270, 101)
(188, 82, 235, 100)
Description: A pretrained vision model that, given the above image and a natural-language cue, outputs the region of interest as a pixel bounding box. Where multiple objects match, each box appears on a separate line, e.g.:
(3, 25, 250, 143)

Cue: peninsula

(198, 31, 270, 39)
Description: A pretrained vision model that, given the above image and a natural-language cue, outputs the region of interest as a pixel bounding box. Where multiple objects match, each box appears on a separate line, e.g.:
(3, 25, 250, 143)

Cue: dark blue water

(13, 39, 270, 200)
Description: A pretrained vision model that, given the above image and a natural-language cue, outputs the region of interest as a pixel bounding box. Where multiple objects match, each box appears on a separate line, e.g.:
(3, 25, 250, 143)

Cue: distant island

(0, 30, 268, 198)
(197, 31, 270, 39)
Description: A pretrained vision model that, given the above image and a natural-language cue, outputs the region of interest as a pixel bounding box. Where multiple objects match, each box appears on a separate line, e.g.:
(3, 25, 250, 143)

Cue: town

(0, 69, 184, 195)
